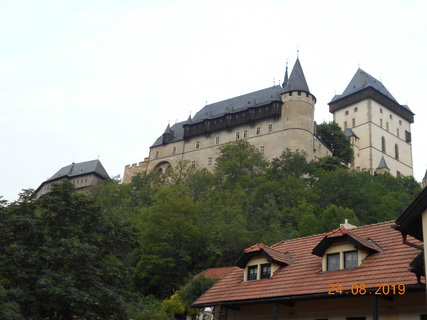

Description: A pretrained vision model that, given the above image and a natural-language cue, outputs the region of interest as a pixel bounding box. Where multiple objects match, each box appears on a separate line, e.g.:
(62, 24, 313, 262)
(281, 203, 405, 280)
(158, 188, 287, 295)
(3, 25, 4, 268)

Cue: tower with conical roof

(280, 57, 318, 161)
(329, 69, 414, 177)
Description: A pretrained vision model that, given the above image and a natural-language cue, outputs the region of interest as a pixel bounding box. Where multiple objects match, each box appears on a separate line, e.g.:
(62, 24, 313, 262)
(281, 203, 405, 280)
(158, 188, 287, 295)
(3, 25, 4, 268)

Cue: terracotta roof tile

(200, 267, 234, 280)
(193, 221, 424, 307)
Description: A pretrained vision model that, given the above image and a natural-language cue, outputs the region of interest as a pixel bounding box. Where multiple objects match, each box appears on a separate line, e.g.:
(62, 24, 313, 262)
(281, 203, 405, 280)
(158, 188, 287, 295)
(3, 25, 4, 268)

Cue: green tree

(316, 122, 354, 165)
(0, 182, 137, 320)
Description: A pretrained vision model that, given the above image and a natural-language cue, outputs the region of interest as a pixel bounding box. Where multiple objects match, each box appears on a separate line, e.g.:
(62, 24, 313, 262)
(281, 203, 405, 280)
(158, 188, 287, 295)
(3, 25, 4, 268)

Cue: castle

(123, 58, 414, 183)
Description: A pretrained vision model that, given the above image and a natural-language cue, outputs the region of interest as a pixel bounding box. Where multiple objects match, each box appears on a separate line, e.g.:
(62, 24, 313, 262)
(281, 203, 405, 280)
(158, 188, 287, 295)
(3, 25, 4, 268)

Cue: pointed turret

(187, 114, 192, 124)
(282, 61, 289, 88)
(162, 124, 174, 145)
(376, 156, 390, 175)
(285, 57, 310, 93)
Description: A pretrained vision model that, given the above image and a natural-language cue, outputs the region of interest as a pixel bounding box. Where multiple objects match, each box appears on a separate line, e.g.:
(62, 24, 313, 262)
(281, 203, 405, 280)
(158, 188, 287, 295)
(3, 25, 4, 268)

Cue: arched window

(381, 137, 386, 153)
(395, 144, 399, 160)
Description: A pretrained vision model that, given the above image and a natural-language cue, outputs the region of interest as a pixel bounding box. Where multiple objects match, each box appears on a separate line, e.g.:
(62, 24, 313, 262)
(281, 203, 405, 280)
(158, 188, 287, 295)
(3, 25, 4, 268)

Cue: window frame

(247, 265, 258, 281)
(344, 250, 358, 269)
(326, 253, 340, 271)
(260, 263, 271, 279)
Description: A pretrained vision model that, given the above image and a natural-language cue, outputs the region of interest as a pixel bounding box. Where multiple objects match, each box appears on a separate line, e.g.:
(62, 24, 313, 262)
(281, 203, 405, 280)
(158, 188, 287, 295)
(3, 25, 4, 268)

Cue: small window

(327, 253, 340, 271)
(386, 122, 389, 131)
(191, 161, 196, 168)
(344, 121, 347, 130)
(260, 146, 265, 154)
(395, 144, 399, 160)
(354, 107, 358, 112)
(381, 137, 386, 153)
(297, 91, 301, 96)
(344, 251, 358, 269)
(195, 141, 200, 149)
(390, 114, 393, 119)
(397, 128, 399, 137)
(215, 136, 220, 145)
(289, 92, 292, 96)
(345, 110, 349, 116)
(268, 124, 273, 132)
(397, 170, 401, 177)
(256, 127, 261, 135)
(243, 130, 248, 138)
(172, 147, 176, 154)
(352, 118, 355, 127)
(260, 264, 271, 279)
(236, 132, 240, 140)
(208, 157, 212, 166)
(380, 108, 383, 114)
(405, 130, 411, 143)
(380, 119, 383, 128)
(247, 266, 257, 281)
(399, 120, 402, 125)
(155, 151, 159, 159)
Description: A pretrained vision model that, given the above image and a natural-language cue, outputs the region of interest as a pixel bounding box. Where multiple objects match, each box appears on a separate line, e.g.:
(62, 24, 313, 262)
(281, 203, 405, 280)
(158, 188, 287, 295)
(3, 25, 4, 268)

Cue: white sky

(1, 0, 427, 202)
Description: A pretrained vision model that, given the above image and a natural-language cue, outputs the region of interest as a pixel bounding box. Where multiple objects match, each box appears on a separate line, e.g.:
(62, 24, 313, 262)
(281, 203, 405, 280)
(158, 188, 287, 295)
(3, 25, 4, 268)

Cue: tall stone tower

(281, 58, 317, 161)
(329, 69, 414, 177)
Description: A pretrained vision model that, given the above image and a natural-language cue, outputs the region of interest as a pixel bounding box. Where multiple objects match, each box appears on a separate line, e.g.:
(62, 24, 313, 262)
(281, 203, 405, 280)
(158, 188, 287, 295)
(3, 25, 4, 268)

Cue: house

(123, 57, 332, 183)
(192, 220, 426, 319)
(34, 159, 109, 198)
(329, 69, 414, 177)
(395, 186, 427, 303)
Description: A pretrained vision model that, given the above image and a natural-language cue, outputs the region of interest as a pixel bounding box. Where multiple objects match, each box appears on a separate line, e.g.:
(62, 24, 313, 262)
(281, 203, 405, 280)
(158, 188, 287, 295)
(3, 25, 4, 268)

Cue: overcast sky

(1, 0, 426, 202)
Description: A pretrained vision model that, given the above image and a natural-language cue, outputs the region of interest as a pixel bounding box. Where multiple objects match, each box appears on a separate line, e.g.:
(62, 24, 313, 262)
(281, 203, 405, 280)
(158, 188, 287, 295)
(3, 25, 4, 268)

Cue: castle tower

(280, 57, 317, 160)
(329, 69, 414, 176)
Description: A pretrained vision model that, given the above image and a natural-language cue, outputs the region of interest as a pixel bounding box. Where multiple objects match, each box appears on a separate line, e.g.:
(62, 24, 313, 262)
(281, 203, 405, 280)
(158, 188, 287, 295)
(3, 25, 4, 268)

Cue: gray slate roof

(377, 156, 390, 170)
(48, 159, 109, 181)
(344, 128, 359, 139)
(283, 57, 309, 92)
(330, 69, 412, 112)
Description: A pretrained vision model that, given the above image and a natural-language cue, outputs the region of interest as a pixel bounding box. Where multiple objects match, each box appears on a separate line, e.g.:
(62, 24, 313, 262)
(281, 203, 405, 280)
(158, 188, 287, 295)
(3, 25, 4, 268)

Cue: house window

(344, 251, 358, 269)
(236, 132, 240, 140)
(381, 137, 386, 153)
(327, 253, 340, 271)
(352, 118, 355, 127)
(243, 130, 248, 138)
(268, 124, 273, 132)
(354, 107, 358, 112)
(195, 141, 200, 149)
(395, 144, 399, 160)
(345, 110, 349, 116)
(256, 126, 261, 135)
(260, 146, 265, 154)
(215, 136, 220, 144)
(208, 157, 212, 166)
(155, 151, 159, 159)
(260, 263, 271, 279)
(172, 147, 176, 154)
(247, 266, 257, 281)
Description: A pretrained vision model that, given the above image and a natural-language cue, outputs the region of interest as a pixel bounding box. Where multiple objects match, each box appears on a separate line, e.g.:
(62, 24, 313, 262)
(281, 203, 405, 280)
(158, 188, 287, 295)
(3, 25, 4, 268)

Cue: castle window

(172, 147, 176, 154)
(268, 124, 273, 132)
(256, 126, 261, 135)
(247, 265, 257, 281)
(327, 253, 340, 271)
(397, 170, 401, 177)
(399, 120, 402, 125)
(191, 161, 196, 168)
(260, 146, 265, 154)
(215, 136, 220, 144)
(380, 119, 383, 128)
(305, 93, 309, 97)
(289, 92, 292, 96)
(297, 91, 301, 96)
(390, 114, 393, 120)
(397, 128, 399, 137)
(195, 141, 200, 149)
(380, 108, 383, 114)
(386, 122, 389, 131)
(344, 251, 358, 269)
(236, 132, 240, 140)
(381, 137, 386, 153)
(345, 110, 349, 116)
(208, 157, 213, 166)
(243, 130, 248, 138)
(260, 263, 271, 279)
(354, 107, 358, 112)
(405, 130, 411, 143)
(352, 118, 355, 127)
(344, 121, 347, 130)
(155, 151, 159, 159)
(395, 144, 399, 160)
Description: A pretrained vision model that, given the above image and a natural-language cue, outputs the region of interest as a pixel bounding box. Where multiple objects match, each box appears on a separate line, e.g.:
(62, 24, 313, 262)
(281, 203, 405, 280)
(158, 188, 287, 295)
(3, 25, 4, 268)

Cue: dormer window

(327, 253, 340, 271)
(260, 263, 271, 279)
(247, 266, 257, 281)
(344, 251, 358, 269)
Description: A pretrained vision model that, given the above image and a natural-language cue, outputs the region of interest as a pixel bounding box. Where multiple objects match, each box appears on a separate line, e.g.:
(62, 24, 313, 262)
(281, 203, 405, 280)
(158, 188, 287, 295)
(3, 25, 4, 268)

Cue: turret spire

(282, 59, 289, 88)
(285, 57, 310, 93)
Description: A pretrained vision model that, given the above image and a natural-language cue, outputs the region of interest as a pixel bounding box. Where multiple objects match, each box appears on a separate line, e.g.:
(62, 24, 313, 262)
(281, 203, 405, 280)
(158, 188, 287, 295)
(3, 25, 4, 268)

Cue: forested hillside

(0, 140, 421, 319)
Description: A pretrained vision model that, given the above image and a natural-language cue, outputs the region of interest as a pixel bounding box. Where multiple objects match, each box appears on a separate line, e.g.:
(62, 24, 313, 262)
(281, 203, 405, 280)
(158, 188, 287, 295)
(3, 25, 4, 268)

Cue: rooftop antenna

(358, 62, 360, 68)
(297, 47, 300, 58)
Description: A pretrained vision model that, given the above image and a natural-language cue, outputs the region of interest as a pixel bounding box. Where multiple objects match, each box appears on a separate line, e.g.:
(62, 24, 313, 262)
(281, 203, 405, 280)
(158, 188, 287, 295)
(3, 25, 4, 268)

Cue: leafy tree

(0, 182, 137, 320)
(267, 149, 312, 180)
(316, 122, 354, 165)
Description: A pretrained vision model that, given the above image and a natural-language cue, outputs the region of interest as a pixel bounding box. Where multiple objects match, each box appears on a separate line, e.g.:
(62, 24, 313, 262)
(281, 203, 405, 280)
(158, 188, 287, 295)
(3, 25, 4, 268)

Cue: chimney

(340, 219, 357, 229)
(359, 71, 366, 88)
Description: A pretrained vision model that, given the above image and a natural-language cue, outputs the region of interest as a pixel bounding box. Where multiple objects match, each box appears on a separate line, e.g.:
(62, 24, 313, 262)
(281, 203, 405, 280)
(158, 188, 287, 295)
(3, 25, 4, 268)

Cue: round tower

(280, 57, 316, 160)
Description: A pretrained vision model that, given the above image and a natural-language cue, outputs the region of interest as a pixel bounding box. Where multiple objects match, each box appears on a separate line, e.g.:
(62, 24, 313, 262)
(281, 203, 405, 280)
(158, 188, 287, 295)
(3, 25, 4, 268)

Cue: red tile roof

(200, 267, 235, 280)
(237, 243, 292, 268)
(193, 221, 424, 307)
